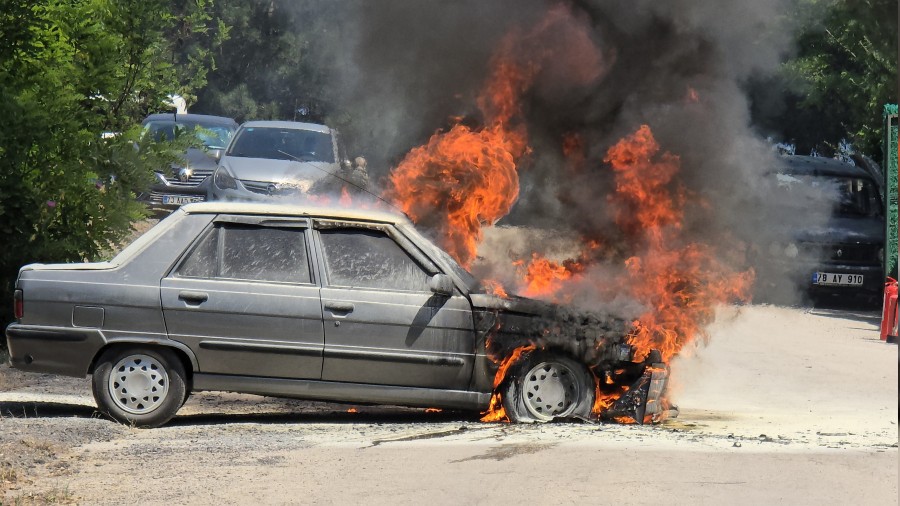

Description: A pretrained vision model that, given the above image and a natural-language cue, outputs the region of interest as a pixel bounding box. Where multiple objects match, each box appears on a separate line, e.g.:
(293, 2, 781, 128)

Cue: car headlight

(784, 243, 799, 258)
(213, 167, 237, 190)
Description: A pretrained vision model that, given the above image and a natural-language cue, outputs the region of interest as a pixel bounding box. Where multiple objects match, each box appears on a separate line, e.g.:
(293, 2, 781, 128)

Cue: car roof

(181, 201, 410, 225)
(777, 155, 873, 179)
(142, 113, 238, 127)
(239, 121, 331, 134)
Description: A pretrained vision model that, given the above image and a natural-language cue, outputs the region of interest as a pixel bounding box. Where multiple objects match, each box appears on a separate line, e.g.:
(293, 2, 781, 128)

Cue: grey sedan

(5, 202, 668, 427)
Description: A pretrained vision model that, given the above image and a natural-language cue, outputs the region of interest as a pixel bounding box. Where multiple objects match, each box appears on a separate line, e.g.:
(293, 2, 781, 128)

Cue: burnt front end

(470, 293, 672, 424)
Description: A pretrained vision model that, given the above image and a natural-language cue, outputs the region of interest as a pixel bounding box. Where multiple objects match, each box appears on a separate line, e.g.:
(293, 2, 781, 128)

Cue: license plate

(812, 272, 863, 286)
(162, 195, 204, 205)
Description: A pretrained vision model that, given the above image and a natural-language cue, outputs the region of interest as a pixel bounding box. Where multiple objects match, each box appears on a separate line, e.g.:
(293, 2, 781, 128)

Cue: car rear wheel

(501, 351, 594, 423)
(92, 346, 187, 428)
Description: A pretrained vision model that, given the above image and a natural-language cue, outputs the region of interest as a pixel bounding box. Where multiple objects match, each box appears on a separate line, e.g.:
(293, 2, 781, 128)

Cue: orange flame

(483, 279, 509, 298)
(386, 57, 531, 267)
(605, 125, 753, 363)
(480, 344, 536, 422)
(515, 253, 581, 298)
(339, 186, 352, 206)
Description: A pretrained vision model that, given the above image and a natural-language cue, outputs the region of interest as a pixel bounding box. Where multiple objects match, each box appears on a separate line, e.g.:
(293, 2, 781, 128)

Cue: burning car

(755, 155, 885, 303)
(5, 202, 668, 427)
(137, 113, 238, 213)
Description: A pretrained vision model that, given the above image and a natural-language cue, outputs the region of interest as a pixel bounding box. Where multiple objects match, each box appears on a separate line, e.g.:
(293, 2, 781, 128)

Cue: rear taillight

(13, 289, 23, 320)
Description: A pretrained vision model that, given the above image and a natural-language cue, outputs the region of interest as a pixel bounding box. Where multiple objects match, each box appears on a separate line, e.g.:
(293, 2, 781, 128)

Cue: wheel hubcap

(522, 361, 580, 420)
(107, 354, 169, 415)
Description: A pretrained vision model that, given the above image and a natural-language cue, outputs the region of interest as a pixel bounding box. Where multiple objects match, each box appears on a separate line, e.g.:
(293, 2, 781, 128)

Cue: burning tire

(501, 351, 594, 423)
(91, 346, 187, 428)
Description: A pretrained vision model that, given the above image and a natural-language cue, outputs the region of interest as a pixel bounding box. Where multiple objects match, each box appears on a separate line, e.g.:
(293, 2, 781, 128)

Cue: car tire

(92, 346, 187, 428)
(501, 351, 594, 423)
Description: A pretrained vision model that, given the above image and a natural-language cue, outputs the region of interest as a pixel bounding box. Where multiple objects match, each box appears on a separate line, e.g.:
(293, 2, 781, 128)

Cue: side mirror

(209, 148, 224, 162)
(428, 273, 454, 296)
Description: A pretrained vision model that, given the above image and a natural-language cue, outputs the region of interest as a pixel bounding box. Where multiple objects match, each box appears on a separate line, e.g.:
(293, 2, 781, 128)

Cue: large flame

(385, 54, 532, 266)
(386, 3, 604, 268)
(605, 125, 754, 363)
(488, 126, 753, 420)
(384, 3, 748, 423)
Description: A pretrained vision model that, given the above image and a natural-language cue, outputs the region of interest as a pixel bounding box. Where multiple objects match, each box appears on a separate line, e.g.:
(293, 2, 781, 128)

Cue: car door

(161, 216, 324, 379)
(313, 220, 475, 390)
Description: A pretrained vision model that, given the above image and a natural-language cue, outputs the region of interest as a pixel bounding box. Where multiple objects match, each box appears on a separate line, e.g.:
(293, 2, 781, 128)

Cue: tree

(757, 0, 898, 161)
(190, 0, 343, 124)
(0, 0, 223, 327)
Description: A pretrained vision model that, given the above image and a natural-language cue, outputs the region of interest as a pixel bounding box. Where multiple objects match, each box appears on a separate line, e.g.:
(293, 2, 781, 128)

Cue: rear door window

(177, 224, 312, 284)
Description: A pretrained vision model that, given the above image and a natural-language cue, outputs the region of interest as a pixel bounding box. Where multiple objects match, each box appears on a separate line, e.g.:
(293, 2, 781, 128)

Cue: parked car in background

(5, 202, 667, 427)
(755, 155, 885, 303)
(137, 113, 238, 213)
(209, 121, 366, 201)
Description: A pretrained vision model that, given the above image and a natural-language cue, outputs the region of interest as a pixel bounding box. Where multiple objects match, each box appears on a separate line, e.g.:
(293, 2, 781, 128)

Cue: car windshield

(143, 120, 235, 149)
(774, 173, 882, 218)
(226, 127, 335, 163)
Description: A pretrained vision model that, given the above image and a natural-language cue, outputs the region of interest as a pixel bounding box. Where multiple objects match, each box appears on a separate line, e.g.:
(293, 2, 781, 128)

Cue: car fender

(93, 336, 199, 373)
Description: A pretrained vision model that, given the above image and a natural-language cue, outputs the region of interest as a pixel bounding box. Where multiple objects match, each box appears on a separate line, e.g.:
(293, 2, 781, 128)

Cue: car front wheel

(501, 351, 594, 423)
(92, 346, 187, 428)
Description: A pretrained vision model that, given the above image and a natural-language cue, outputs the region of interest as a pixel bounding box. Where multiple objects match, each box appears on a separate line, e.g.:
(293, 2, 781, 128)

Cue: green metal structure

(884, 104, 898, 278)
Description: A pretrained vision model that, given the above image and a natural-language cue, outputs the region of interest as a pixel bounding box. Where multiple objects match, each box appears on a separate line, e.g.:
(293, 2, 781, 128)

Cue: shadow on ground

(0, 400, 480, 427)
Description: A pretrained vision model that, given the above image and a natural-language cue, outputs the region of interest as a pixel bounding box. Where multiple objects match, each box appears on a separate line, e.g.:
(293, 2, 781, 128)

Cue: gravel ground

(1, 304, 897, 504)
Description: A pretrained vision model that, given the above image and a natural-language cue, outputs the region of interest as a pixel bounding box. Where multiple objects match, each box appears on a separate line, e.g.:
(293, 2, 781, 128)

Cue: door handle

(178, 290, 209, 304)
(324, 302, 354, 314)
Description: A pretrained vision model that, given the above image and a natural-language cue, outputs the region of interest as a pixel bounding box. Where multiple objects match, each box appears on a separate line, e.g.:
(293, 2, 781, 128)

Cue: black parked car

(756, 155, 885, 302)
(137, 113, 238, 214)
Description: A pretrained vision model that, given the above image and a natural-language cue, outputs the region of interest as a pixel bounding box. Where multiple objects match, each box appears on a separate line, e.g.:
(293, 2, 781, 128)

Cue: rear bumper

(5, 324, 105, 377)
(760, 260, 884, 296)
(137, 178, 211, 213)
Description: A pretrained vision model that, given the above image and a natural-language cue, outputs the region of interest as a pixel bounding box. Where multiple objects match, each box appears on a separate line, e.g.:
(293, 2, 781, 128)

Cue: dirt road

(1, 304, 897, 504)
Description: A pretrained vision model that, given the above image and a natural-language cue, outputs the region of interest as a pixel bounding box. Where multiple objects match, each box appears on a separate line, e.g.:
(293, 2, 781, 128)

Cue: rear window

(226, 127, 335, 163)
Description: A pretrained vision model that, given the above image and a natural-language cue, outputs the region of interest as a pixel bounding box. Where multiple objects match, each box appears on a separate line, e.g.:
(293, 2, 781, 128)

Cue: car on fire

(137, 113, 239, 213)
(5, 202, 668, 427)
(209, 121, 366, 202)
(756, 155, 885, 302)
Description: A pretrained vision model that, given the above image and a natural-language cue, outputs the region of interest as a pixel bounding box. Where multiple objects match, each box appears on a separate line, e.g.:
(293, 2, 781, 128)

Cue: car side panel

(161, 278, 325, 379)
(7, 212, 214, 376)
(320, 287, 475, 390)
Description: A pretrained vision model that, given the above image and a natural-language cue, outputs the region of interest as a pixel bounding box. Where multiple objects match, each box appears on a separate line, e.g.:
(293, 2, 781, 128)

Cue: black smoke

(308, 0, 825, 306)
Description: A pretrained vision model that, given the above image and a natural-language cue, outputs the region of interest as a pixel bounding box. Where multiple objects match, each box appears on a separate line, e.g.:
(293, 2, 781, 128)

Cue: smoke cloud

(319, 1, 825, 306)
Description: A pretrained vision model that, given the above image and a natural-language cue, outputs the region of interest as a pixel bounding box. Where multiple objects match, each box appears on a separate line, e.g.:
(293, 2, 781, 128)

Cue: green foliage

(191, 0, 344, 124)
(778, 0, 897, 160)
(0, 0, 222, 327)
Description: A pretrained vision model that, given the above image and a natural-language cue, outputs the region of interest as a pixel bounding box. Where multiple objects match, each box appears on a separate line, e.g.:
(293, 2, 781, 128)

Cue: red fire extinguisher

(879, 278, 898, 342)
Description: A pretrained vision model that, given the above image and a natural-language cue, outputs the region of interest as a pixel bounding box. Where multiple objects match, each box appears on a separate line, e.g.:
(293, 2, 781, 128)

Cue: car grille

(240, 180, 307, 196)
(163, 168, 213, 187)
(799, 242, 880, 265)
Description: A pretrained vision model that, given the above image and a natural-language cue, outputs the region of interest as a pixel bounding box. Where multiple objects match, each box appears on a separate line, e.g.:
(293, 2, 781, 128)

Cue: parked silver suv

(209, 121, 362, 201)
(5, 202, 668, 427)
